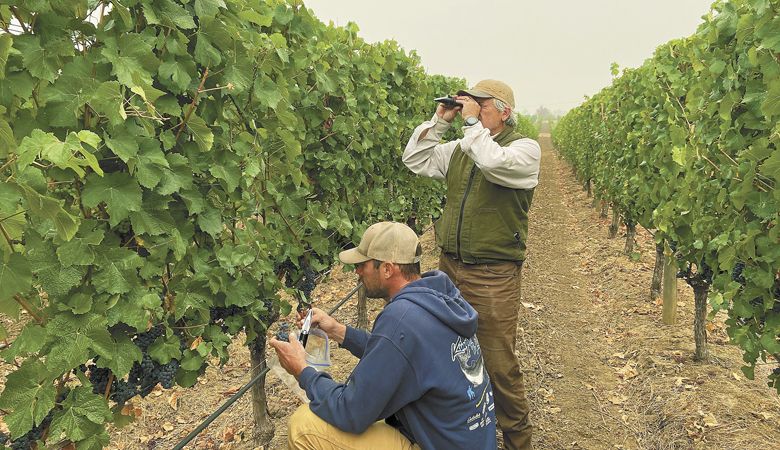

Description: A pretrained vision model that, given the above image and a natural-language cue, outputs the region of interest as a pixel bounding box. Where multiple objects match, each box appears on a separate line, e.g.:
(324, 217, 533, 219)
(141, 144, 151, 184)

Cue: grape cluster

(80, 325, 182, 406)
(276, 322, 291, 342)
(299, 265, 317, 299)
(676, 261, 713, 288)
(731, 262, 746, 285)
(1, 413, 52, 449)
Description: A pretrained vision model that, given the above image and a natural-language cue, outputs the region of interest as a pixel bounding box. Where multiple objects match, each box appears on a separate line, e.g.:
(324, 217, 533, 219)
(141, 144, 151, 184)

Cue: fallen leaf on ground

(169, 392, 180, 410)
(616, 363, 639, 380)
(701, 412, 718, 427)
(608, 393, 627, 405)
(163, 422, 175, 432)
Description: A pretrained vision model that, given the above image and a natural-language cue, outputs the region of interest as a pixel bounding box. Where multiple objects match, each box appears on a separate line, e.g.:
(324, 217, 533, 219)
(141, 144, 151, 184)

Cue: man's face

(476, 98, 507, 134)
(355, 260, 389, 299)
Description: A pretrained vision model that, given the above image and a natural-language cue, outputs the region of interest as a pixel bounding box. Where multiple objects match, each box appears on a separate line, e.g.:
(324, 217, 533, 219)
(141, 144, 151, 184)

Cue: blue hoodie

(298, 270, 497, 450)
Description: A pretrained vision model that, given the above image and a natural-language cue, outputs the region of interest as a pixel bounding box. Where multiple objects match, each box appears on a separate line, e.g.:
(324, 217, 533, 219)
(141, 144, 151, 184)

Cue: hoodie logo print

(451, 336, 485, 386)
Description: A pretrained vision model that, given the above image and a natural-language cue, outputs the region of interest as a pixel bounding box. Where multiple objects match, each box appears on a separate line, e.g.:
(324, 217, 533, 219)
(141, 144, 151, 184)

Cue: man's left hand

(457, 95, 481, 120)
(269, 333, 308, 379)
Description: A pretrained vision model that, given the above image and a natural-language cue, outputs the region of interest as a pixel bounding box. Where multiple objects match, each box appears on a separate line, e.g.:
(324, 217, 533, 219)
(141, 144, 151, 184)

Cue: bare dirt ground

(3, 134, 779, 449)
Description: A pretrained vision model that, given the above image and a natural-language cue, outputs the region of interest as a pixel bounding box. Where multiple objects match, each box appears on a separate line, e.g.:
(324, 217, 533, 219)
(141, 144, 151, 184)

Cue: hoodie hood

(392, 270, 478, 337)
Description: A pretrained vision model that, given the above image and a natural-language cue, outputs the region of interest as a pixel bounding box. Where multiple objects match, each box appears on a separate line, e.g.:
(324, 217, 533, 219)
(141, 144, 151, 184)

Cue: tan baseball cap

(339, 222, 421, 265)
(458, 79, 515, 109)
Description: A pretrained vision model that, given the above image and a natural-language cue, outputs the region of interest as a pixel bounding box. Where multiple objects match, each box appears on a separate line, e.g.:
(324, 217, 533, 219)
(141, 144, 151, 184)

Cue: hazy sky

(302, 0, 716, 115)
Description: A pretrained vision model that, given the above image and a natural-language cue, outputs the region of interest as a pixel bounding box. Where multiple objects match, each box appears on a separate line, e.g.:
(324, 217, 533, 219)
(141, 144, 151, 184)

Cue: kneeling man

(270, 221, 497, 449)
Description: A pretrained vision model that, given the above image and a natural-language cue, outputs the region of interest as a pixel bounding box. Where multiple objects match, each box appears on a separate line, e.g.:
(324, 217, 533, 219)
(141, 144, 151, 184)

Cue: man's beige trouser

(440, 253, 532, 450)
(288, 405, 421, 450)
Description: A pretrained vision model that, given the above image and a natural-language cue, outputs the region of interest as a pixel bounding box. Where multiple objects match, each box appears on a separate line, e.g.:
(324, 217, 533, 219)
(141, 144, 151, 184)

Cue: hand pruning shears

(299, 309, 313, 348)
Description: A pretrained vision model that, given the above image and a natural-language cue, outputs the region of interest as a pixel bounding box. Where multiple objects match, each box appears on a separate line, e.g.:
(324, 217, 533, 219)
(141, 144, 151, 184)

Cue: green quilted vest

(435, 126, 534, 263)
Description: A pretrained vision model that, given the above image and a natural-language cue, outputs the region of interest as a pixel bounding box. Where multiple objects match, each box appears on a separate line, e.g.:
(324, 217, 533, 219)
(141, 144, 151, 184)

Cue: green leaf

(15, 35, 73, 83)
(196, 207, 222, 237)
(101, 34, 158, 88)
(45, 313, 113, 375)
(761, 78, 780, 120)
(159, 57, 193, 93)
(194, 32, 221, 67)
(56, 221, 105, 267)
(195, 0, 226, 19)
(130, 208, 176, 236)
(90, 81, 127, 126)
(0, 34, 12, 79)
(18, 184, 80, 241)
(3, 325, 46, 361)
(95, 335, 142, 377)
(180, 349, 204, 371)
(81, 173, 143, 227)
(0, 251, 31, 301)
(186, 113, 214, 152)
(104, 127, 139, 162)
(0, 118, 15, 158)
(49, 387, 112, 442)
(0, 360, 55, 438)
(148, 334, 181, 364)
(92, 247, 143, 295)
(106, 290, 161, 332)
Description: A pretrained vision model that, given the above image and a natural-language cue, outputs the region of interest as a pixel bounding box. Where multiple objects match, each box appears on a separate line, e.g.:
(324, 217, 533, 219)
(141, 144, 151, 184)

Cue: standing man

(403, 80, 541, 449)
(270, 222, 497, 450)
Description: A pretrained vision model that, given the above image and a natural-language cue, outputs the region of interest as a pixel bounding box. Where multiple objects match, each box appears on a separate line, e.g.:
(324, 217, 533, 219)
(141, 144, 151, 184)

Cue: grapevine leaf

(28, 236, 85, 298)
(156, 153, 193, 195)
(186, 113, 214, 152)
(81, 173, 143, 227)
(148, 334, 181, 364)
(0, 251, 31, 301)
(94, 335, 142, 378)
(195, 0, 226, 19)
(196, 207, 222, 237)
(158, 57, 192, 93)
(89, 81, 127, 126)
(106, 290, 161, 332)
(180, 349, 205, 371)
(129, 208, 176, 236)
(0, 118, 15, 157)
(18, 183, 80, 241)
(0, 34, 12, 79)
(104, 126, 139, 162)
(761, 78, 780, 120)
(15, 35, 73, 83)
(56, 221, 105, 267)
(128, 138, 169, 188)
(49, 387, 111, 442)
(194, 32, 221, 67)
(100, 34, 158, 88)
(45, 314, 113, 375)
(0, 360, 55, 439)
(92, 247, 143, 295)
(1, 324, 45, 360)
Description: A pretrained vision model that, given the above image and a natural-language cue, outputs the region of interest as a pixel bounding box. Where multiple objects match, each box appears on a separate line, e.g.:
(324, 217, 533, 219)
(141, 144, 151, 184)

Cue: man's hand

(435, 101, 462, 123)
(298, 308, 347, 344)
(269, 333, 308, 379)
(458, 95, 481, 121)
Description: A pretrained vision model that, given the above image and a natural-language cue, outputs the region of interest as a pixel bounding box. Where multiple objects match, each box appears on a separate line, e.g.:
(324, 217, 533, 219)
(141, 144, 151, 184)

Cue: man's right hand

(436, 102, 462, 123)
(298, 307, 347, 344)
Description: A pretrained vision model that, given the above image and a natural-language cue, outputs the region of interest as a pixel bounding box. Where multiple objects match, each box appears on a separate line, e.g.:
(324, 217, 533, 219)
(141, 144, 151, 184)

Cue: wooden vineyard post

(650, 243, 664, 301)
(662, 245, 678, 325)
(600, 200, 609, 219)
(357, 283, 368, 330)
(692, 282, 710, 361)
(249, 337, 274, 444)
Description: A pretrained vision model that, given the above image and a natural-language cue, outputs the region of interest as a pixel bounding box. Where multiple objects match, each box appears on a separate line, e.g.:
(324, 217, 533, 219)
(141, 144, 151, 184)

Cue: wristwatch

(464, 116, 479, 126)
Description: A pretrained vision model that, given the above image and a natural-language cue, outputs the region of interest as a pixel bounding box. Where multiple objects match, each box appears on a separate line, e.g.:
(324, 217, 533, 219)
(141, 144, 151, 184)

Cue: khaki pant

(288, 405, 421, 450)
(440, 254, 532, 450)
